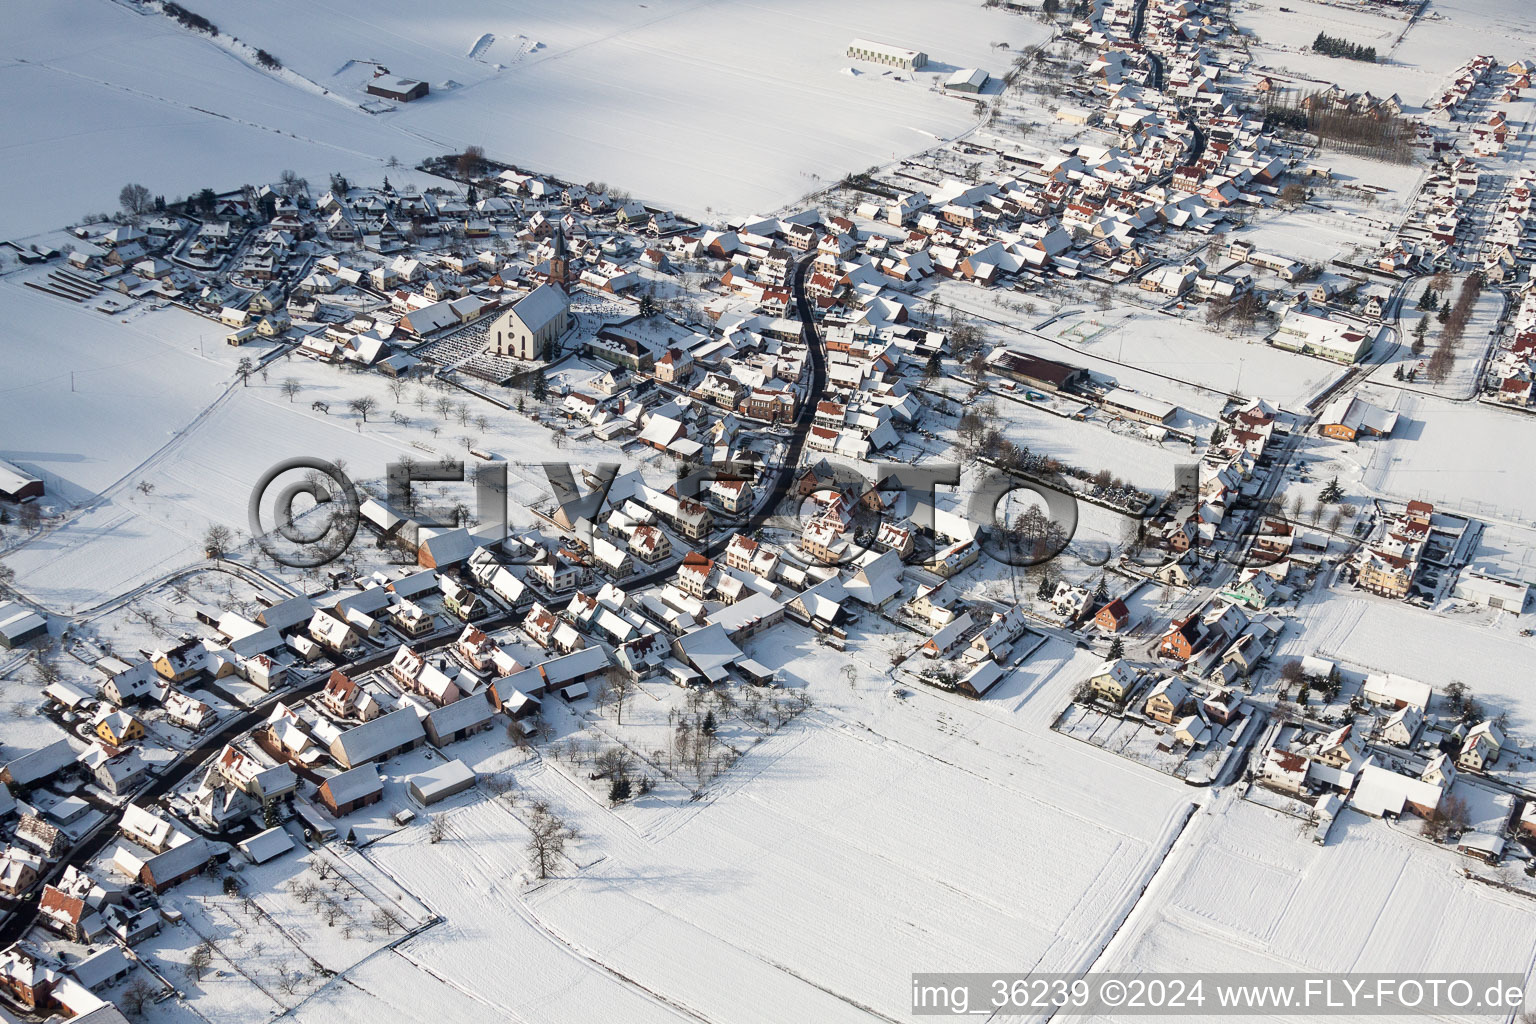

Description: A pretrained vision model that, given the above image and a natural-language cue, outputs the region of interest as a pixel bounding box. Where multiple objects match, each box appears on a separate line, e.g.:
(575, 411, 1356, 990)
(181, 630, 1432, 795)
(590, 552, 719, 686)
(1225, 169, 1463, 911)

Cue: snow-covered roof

(672, 622, 742, 682)
(321, 764, 383, 806)
(408, 759, 476, 803)
(332, 708, 425, 766)
(510, 283, 568, 333)
(238, 826, 295, 864)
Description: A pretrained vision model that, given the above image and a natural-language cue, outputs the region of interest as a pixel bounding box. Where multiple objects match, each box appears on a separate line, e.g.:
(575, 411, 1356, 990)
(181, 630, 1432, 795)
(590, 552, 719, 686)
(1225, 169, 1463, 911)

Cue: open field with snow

(1234, 0, 1536, 113)
(1046, 307, 1344, 412)
(0, 2, 449, 238)
(1359, 393, 1536, 523)
(1091, 793, 1536, 1023)
(1, 0, 1050, 238)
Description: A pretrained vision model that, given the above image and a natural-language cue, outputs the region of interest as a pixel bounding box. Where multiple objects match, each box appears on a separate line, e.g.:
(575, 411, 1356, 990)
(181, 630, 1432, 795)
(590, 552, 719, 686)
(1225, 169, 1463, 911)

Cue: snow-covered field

(0, 2, 447, 238)
(1360, 393, 1536, 524)
(1235, 0, 1536, 112)
(0, 0, 1049, 237)
(1045, 306, 1343, 412)
(256, 637, 1200, 1024)
(1092, 792, 1536, 1024)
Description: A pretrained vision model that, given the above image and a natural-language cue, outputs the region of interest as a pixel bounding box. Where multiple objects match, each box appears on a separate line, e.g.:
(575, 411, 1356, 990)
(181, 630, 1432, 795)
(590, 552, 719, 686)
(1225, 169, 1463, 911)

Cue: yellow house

(152, 640, 206, 682)
(1144, 678, 1190, 724)
(97, 710, 145, 746)
(1088, 660, 1138, 702)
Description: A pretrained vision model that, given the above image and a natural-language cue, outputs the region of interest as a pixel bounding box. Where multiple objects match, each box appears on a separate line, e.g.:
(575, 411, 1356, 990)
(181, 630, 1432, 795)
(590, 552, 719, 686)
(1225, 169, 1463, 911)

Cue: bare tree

(31, 654, 62, 687)
(348, 396, 378, 423)
(203, 523, 233, 558)
(280, 378, 303, 403)
(456, 145, 487, 179)
(428, 815, 446, 844)
(119, 183, 153, 218)
(319, 898, 345, 927)
(592, 745, 636, 782)
(526, 800, 578, 879)
(598, 666, 637, 724)
(185, 940, 215, 981)
(274, 961, 301, 995)
(372, 907, 402, 934)
(120, 977, 157, 1016)
(386, 379, 407, 404)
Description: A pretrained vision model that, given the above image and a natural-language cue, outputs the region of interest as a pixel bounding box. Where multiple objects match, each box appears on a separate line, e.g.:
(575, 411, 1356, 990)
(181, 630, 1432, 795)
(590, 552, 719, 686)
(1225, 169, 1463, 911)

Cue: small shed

(735, 658, 776, 686)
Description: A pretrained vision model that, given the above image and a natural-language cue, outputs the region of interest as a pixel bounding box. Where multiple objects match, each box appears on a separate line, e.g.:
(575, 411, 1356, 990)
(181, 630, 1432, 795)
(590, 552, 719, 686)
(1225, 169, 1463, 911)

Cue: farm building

(316, 764, 384, 816)
(0, 460, 43, 502)
(366, 76, 428, 102)
(846, 39, 928, 70)
(945, 68, 989, 93)
(408, 759, 476, 805)
(0, 602, 48, 649)
(986, 347, 1087, 392)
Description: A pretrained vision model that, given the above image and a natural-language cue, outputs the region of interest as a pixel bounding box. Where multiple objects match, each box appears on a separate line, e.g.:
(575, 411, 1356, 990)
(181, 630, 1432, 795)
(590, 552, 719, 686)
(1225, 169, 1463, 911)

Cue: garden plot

(1056, 703, 1244, 783)
(127, 841, 433, 1024)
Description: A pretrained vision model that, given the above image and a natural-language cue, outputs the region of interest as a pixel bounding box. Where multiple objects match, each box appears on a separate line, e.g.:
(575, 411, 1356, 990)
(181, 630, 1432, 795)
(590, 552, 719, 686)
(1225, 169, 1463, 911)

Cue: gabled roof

(333, 708, 426, 765)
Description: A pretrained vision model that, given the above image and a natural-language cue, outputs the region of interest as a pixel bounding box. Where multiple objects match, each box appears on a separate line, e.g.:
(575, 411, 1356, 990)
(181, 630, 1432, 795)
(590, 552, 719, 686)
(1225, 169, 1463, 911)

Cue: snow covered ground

(1091, 791, 1536, 1024)
(0, 0, 1050, 237)
(245, 637, 1201, 1024)
(0, 2, 449, 238)
(1044, 306, 1344, 412)
(1359, 393, 1536, 524)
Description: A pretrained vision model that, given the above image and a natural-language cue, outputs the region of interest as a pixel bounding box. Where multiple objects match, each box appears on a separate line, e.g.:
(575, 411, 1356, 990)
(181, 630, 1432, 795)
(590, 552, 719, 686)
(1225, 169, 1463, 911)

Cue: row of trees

(1311, 31, 1377, 63)
(1262, 93, 1414, 164)
(1424, 272, 1483, 383)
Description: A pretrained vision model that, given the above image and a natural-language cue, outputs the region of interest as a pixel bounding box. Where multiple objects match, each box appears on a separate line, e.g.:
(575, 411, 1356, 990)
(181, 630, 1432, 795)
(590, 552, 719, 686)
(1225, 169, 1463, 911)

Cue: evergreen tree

(1108, 636, 1125, 660)
(1042, 0, 1060, 14)
(1094, 575, 1110, 602)
(701, 709, 717, 735)
(1035, 573, 1054, 601)
(1436, 304, 1449, 324)
(608, 778, 632, 805)
(1320, 477, 1344, 504)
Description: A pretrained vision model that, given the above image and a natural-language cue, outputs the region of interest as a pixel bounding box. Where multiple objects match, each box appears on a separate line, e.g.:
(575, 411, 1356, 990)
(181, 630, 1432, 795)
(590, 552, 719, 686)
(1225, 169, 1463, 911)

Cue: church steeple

(550, 224, 569, 286)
